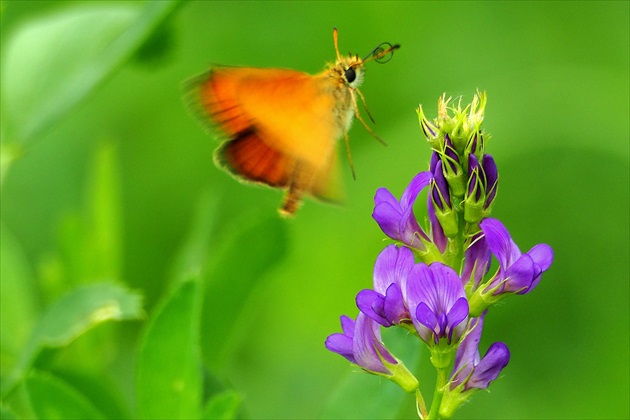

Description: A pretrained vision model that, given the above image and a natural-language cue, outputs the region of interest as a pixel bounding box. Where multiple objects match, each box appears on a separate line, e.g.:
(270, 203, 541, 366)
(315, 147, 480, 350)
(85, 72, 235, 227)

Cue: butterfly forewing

(189, 67, 345, 206)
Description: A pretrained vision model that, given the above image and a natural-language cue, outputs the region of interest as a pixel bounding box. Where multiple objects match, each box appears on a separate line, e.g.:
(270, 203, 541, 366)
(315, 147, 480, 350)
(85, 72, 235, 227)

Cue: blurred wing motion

(186, 67, 344, 216)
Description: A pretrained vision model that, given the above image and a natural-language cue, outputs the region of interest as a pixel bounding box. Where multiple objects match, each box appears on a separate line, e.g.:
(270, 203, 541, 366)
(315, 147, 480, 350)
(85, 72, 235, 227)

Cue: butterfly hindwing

(187, 66, 344, 204)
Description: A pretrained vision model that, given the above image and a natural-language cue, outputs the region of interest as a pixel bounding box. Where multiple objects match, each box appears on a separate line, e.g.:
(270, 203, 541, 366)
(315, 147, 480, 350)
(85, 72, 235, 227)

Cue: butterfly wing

(186, 67, 345, 213)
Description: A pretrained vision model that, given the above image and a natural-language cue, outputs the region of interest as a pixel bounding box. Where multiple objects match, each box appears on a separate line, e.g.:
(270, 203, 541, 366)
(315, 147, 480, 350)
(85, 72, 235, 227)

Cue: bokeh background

(1, 1, 628, 418)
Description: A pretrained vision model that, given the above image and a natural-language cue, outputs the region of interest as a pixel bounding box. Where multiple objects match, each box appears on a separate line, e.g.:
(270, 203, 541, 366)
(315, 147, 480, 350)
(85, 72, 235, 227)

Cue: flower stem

(426, 367, 448, 419)
(444, 197, 466, 272)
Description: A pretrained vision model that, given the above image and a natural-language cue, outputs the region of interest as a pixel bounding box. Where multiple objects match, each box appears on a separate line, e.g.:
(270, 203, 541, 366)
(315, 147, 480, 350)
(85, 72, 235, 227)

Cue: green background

(1, 1, 628, 418)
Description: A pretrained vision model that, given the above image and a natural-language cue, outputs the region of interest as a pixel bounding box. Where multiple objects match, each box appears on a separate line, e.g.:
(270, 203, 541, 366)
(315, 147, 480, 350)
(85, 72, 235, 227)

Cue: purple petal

(399, 206, 429, 246)
(415, 302, 438, 343)
(401, 172, 433, 209)
(445, 297, 469, 343)
(462, 234, 492, 288)
(373, 245, 412, 293)
(444, 135, 460, 171)
(466, 342, 510, 390)
(480, 218, 522, 269)
(340, 314, 355, 336)
(430, 152, 440, 173)
(383, 283, 408, 325)
(428, 263, 467, 311)
(373, 190, 403, 240)
(482, 154, 498, 208)
(353, 313, 396, 374)
(500, 254, 537, 294)
(325, 333, 356, 363)
(405, 263, 467, 344)
(451, 314, 484, 388)
(373, 175, 432, 248)
(528, 243, 554, 272)
(325, 315, 357, 363)
(468, 132, 479, 154)
(432, 160, 451, 208)
(356, 289, 390, 326)
(527, 243, 553, 290)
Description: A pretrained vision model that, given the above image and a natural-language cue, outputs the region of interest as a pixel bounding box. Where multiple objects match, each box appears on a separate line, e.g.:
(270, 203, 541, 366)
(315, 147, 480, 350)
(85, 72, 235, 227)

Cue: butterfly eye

(344, 67, 356, 83)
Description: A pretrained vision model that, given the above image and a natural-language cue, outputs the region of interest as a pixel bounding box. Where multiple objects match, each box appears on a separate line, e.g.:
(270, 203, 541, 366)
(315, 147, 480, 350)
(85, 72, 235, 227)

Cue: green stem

(426, 367, 448, 419)
(444, 197, 466, 272)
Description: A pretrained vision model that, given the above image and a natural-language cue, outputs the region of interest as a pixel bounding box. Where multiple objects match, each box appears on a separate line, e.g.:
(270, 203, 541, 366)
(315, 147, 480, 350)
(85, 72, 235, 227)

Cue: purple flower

(466, 131, 484, 155)
(464, 154, 499, 223)
(356, 245, 413, 326)
(442, 134, 461, 173)
(480, 218, 554, 295)
(429, 157, 455, 242)
(372, 172, 433, 251)
(325, 313, 398, 375)
(403, 262, 469, 345)
(461, 232, 492, 290)
(481, 155, 498, 209)
(449, 313, 510, 392)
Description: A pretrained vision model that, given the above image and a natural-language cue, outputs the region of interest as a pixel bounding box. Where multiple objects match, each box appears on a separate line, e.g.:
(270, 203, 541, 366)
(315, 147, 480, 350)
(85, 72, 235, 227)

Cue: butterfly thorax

(319, 55, 365, 135)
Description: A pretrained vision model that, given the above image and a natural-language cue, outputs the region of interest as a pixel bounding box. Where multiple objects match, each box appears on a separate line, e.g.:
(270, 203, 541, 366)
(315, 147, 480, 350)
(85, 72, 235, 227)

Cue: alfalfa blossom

(439, 313, 510, 417)
(468, 218, 554, 317)
(326, 91, 553, 419)
(325, 312, 419, 393)
(356, 244, 414, 327)
(403, 262, 469, 348)
(372, 172, 445, 260)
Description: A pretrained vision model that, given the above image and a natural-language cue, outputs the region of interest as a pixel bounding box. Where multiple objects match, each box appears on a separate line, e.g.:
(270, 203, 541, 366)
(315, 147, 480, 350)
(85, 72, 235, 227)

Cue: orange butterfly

(185, 28, 400, 216)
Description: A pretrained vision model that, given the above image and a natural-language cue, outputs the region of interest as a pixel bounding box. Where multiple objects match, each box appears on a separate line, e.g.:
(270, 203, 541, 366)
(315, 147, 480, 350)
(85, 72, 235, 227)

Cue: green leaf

(0, 405, 19, 420)
(0, 224, 38, 369)
(201, 390, 242, 420)
(201, 216, 289, 370)
(169, 191, 219, 282)
(321, 327, 423, 419)
(0, 0, 181, 143)
(0, 282, 144, 398)
(83, 140, 123, 282)
(49, 369, 130, 420)
(136, 278, 202, 419)
(23, 371, 105, 420)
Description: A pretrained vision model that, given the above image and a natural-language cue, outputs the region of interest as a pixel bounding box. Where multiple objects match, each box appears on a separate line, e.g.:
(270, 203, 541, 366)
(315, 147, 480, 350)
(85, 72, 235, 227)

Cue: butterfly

(185, 28, 400, 216)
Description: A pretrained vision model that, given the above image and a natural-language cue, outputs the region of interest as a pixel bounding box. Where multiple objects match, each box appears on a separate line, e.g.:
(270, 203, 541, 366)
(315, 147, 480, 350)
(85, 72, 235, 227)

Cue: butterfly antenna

(333, 27, 342, 61)
(362, 42, 400, 64)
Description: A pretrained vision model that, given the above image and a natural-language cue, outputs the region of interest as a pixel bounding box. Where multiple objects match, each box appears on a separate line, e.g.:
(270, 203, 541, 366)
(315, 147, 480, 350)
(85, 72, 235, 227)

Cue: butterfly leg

(351, 90, 387, 147)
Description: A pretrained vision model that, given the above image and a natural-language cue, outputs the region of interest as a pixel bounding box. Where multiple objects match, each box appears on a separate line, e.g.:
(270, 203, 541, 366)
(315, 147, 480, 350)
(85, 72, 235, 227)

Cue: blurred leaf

(38, 140, 123, 299)
(133, 19, 175, 66)
(170, 191, 219, 282)
(0, 282, 143, 398)
(201, 390, 242, 420)
(0, 0, 181, 143)
(321, 327, 422, 419)
(0, 405, 19, 420)
(202, 216, 289, 370)
(0, 224, 38, 370)
(0, 142, 22, 189)
(83, 140, 122, 282)
(136, 278, 202, 419)
(23, 371, 105, 419)
(50, 369, 130, 420)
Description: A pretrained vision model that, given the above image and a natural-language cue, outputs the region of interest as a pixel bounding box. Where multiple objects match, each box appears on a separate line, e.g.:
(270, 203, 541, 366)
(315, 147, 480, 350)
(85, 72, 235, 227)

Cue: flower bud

(430, 159, 458, 238)
(463, 154, 499, 224)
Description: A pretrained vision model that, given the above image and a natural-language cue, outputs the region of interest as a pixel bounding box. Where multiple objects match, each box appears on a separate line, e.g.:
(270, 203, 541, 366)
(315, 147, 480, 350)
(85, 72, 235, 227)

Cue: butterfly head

(329, 28, 400, 89)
